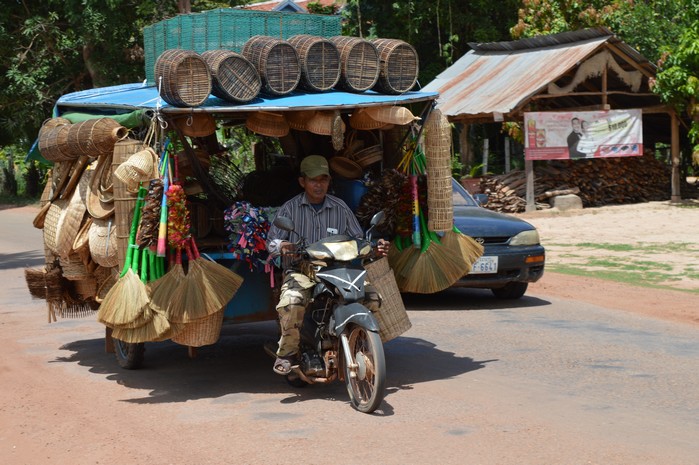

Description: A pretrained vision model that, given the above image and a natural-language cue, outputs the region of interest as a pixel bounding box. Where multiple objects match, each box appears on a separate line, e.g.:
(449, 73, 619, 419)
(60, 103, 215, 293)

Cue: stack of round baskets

(331, 36, 380, 93)
(372, 38, 420, 94)
(288, 34, 341, 92)
(242, 36, 301, 96)
(201, 49, 261, 103)
(155, 49, 212, 107)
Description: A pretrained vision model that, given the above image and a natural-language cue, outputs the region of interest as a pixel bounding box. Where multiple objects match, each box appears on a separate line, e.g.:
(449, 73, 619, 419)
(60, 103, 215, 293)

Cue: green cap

(300, 155, 330, 178)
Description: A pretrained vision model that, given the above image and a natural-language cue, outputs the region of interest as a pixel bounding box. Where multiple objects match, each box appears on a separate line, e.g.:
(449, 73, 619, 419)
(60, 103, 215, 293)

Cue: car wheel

(491, 282, 528, 299)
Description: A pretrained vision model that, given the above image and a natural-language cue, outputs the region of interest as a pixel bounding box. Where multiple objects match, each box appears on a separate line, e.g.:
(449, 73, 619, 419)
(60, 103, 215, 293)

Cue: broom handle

(156, 143, 170, 257)
(410, 175, 420, 248)
(120, 187, 146, 278)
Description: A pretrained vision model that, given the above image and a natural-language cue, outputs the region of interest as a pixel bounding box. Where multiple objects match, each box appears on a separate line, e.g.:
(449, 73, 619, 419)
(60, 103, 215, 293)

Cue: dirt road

(2, 202, 698, 464)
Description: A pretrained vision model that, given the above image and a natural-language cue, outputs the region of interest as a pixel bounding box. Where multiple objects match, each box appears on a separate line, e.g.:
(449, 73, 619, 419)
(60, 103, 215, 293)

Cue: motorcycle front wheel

(343, 324, 386, 413)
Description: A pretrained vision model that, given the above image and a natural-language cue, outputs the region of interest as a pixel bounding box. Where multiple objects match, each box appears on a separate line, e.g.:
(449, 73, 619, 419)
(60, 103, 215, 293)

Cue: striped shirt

(267, 193, 363, 255)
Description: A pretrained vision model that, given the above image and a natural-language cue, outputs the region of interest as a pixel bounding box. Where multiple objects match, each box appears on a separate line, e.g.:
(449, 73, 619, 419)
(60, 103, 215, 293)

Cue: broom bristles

(167, 261, 211, 323)
(197, 259, 243, 309)
(441, 230, 484, 269)
(25, 268, 47, 299)
(112, 311, 171, 343)
(148, 263, 185, 313)
(400, 242, 471, 294)
(97, 269, 151, 327)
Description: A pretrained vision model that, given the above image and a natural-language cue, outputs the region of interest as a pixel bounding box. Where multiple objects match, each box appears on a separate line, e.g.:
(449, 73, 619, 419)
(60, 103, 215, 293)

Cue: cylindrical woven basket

(39, 125, 73, 162)
(288, 34, 341, 92)
(424, 109, 453, 232)
(44, 169, 90, 258)
(365, 106, 417, 126)
(331, 36, 380, 93)
(364, 258, 411, 343)
(74, 277, 97, 300)
(171, 310, 224, 347)
(371, 38, 419, 94)
(155, 49, 212, 107)
(245, 111, 290, 137)
(349, 108, 385, 130)
(112, 139, 146, 270)
(89, 217, 118, 268)
(201, 50, 261, 103)
(67, 118, 127, 158)
(242, 36, 300, 96)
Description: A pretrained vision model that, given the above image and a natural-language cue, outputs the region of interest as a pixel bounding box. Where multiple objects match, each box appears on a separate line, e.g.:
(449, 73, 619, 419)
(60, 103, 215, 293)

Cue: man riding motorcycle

(266, 155, 389, 375)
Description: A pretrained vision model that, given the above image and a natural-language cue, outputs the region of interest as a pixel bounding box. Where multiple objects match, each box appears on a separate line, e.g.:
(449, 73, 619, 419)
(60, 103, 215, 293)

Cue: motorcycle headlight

(509, 229, 540, 246)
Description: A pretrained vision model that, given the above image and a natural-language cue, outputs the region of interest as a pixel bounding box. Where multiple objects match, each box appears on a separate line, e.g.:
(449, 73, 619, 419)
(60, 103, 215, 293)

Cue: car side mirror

(474, 194, 489, 206)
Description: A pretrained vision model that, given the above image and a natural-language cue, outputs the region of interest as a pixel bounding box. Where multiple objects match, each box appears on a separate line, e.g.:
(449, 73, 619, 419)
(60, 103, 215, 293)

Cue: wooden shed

(423, 27, 686, 209)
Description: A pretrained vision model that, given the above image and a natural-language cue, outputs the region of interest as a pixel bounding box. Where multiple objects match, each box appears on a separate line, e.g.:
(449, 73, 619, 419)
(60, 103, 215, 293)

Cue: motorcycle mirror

(273, 216, 295, 232)
(370, 211, 386, 227)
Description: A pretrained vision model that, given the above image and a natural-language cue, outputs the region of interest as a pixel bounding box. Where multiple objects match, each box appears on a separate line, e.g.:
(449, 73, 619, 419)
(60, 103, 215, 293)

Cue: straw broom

(441, 226, 484, 271)
(189, 238, 243, 312)
(97, 187, 151, 328)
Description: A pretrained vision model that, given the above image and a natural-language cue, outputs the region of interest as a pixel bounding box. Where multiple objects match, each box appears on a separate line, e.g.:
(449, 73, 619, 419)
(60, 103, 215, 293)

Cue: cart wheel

(114, 339, 145, 369)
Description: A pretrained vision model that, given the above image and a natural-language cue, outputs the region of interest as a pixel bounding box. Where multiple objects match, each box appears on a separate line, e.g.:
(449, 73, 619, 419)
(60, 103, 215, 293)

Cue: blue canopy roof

(56, 82, 438, 115)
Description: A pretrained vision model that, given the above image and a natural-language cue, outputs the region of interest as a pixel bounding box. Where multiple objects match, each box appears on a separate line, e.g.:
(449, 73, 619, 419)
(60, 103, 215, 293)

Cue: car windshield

(451, 178, 479, 207)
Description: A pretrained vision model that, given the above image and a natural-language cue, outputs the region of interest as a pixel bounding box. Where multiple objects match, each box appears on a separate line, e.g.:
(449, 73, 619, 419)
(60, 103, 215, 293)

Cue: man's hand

(375, 238, 390, 257)
(280, 241, 296, 255)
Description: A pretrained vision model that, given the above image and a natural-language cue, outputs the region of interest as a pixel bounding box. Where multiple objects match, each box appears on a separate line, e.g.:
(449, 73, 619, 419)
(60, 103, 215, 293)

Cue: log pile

(479, 153, 671, 213)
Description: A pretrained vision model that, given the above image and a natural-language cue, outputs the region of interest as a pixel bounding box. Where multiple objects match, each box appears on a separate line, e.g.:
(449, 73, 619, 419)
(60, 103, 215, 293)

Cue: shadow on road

(0, 250, 45, 269)
(403, 287, 551, 311)
(53, 320, 488, 412)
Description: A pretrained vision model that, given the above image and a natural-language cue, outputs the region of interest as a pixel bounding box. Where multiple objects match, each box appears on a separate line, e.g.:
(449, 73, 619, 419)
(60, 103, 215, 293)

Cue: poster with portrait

(524, 109, 643, 160)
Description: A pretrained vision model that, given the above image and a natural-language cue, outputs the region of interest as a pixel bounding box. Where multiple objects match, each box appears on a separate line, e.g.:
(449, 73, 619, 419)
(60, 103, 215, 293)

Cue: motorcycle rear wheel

(343, 325, 385, 413)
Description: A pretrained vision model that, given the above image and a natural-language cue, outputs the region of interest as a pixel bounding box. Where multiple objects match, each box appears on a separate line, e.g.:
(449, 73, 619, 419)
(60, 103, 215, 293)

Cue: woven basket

(176, 148, 211, 178)
(364, 258, 411, 343)
(245, 111, 290, 137)
(242, 36, 300, 96)
(365, 106, 417, 126)
(172, 113, 217, 138)
(94, 265, 119, 303)
(113, 139, 146, 270)
(329, 156, 363, 180)
(114, 147, 158, 192)
(39, 125, 73, 162)
(74, 277, 97, 300)
(66, 118, 128, 158)
(351, 144, 383, 168)
(155, 49, 212, 107)
(306, 110, 345, 136)
(285, 110, 316, 131)
(372, 38, 419, 94)
(425, 109, 453, 232)
(89, 217, 118, 268)
(288, 34, 340, 92)
(331, 36, 379, 93)
(44, 170, 90, 258)
(72, 217, 93, 253)
(60, 251, 91, 281)
(189, 201, 212, 239)
(349, 108, 385, 130)
(86, 152, 115, 220)
(171, 310, 224, 347)
(201, 49, 261, 103)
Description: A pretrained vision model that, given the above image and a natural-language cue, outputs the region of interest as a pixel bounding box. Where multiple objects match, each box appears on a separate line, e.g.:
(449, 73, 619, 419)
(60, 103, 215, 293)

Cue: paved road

(1, 205, 698, 465)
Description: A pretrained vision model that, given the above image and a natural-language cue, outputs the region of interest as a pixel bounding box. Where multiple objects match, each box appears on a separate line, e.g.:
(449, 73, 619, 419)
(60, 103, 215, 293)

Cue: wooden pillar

(458, 123, 472, 171)
(482, 138, 489, 175)
(671, 110, 681, 203)
(504, 137, 511, 173)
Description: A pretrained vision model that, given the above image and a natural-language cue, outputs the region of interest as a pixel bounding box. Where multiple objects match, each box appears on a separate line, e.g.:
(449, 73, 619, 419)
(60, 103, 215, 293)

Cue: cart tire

(343, 325, 385, 413)
(114, 339, 145, 369)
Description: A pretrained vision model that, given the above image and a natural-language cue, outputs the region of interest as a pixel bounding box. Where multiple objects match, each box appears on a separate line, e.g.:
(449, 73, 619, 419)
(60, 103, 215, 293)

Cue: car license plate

(469, 256, 498, 274)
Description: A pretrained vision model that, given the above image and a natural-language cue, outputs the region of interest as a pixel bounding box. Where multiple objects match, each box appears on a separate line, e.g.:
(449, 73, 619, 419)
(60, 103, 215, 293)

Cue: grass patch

(574, 242, 635, 252)
(548, 264, 699, 294)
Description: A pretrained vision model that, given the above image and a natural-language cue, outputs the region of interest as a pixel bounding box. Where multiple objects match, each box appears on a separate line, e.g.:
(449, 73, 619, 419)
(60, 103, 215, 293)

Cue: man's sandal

(273, 355, 299, 376)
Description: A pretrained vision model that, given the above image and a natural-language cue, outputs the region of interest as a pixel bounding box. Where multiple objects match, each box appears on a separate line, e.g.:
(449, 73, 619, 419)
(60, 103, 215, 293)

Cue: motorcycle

(266, 211, 387, 413)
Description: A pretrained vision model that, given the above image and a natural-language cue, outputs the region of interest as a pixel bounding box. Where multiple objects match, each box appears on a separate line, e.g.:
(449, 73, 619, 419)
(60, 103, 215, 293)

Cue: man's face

(571, 118, 582, 133)
(300, 174, 330, 204)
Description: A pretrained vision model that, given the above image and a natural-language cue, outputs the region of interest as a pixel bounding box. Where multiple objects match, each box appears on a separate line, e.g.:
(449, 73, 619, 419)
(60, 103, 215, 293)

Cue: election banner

(524, 109, 643, 160)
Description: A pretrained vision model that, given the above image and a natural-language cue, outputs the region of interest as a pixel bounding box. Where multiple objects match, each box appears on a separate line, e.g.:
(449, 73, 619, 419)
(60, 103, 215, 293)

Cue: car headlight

(509, 229, 540, 246)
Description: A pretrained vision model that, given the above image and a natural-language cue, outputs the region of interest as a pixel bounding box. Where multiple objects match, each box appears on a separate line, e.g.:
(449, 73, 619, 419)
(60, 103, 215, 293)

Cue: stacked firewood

(479, 152, 671, 213)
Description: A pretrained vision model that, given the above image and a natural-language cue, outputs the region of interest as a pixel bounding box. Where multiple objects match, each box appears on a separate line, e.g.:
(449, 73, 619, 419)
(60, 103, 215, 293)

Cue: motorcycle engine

(301, 352, 326, 377)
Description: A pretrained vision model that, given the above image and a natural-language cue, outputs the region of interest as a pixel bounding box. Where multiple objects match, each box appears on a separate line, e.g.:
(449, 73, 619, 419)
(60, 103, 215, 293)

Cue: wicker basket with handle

(364, 257, 411, 342)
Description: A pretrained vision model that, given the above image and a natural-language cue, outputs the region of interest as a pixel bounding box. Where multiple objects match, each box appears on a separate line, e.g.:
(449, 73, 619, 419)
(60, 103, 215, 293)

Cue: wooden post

(525, 158, 535, 212)
(671, 110, 681, 203)
(458, 123, 471, 171)
(504, 136, 511, 174)
(482, 138, 489, 175)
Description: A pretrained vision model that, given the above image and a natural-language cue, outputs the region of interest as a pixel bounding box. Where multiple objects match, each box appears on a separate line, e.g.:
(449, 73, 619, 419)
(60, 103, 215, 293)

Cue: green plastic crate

(143, 8, 342, 85)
